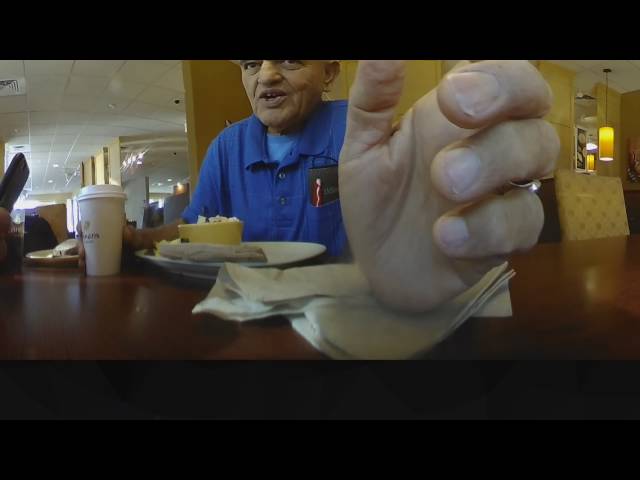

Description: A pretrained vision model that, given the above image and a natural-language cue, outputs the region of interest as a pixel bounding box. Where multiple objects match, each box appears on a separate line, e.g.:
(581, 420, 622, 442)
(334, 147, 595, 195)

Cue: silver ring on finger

(508, 179, 542, 194)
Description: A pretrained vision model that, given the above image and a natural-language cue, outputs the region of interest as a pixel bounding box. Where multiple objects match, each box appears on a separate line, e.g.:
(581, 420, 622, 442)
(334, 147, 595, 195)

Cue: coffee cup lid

(77, 184, 127, 201)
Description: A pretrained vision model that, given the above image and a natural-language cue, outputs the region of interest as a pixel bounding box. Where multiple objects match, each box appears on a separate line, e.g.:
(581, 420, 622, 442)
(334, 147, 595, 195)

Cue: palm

(340, 88, 476, 311)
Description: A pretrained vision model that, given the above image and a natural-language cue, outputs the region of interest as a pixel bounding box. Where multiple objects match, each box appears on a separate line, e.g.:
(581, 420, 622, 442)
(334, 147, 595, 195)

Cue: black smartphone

(0, 153, 30, 213)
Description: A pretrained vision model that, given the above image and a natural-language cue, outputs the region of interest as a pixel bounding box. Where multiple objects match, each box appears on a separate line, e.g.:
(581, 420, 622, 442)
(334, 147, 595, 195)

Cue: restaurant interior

(2, 60, 640, 361)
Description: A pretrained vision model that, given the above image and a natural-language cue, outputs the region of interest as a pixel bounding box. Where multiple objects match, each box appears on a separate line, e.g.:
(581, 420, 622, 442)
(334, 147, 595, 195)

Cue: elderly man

(118, 60, 347, 256)
(83, 60, 558, 312)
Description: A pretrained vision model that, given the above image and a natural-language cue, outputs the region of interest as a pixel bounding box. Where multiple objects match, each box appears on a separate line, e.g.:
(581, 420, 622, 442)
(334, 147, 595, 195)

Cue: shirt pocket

(305, 199, 344, 256)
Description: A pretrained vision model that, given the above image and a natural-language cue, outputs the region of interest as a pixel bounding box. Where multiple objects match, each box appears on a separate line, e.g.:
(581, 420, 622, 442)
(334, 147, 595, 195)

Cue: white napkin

(193, 262, 514, 360)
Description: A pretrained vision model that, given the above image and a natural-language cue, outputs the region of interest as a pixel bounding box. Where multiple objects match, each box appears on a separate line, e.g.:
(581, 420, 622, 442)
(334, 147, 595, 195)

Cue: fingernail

(437, 217, 470, 248)
(447, 71, 501, 117)
(444, 148, 480, 195)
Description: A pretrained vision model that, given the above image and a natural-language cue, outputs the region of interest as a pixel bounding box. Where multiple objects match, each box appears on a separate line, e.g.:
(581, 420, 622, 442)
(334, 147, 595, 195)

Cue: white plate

(135, 241, 327, 280)
(24, 249, 79, 268)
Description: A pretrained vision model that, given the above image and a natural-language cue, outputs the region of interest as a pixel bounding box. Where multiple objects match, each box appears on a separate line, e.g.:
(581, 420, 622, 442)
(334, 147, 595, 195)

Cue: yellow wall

(108, 139, 122, 186)
(596, 82, 622, 178)
(536, 61, 576, 173)
(328, 60, 443, 122)
(79, 139, 122, 190)
(94, 151, 105, 185)
(327, 61, 347, 100)
(395, 61, 443, 122)
(328, 60, 358, 100)
(183, 60, 252, 190)
(621, 89, 640, 190)
(36, 203, 69, 244)
(82, 156, 94, 186)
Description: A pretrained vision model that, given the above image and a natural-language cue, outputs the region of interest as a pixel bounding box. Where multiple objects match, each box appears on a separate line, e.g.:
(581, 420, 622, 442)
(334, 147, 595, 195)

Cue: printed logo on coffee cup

(82, 220, 100, 243)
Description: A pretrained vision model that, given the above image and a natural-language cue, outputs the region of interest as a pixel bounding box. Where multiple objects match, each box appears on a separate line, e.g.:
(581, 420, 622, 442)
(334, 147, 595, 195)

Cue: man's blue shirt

(182, 100, 348, 256)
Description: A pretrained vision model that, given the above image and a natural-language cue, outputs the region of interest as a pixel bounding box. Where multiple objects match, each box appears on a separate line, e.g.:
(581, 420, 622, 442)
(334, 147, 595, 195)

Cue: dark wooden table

(0, 262, 325, 360)
(2, 235, 640, 359)
(429, 235, 640, 359)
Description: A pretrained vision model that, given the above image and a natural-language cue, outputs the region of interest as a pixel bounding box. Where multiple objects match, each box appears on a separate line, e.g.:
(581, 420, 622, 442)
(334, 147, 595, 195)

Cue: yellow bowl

(178, 221, 244, 245)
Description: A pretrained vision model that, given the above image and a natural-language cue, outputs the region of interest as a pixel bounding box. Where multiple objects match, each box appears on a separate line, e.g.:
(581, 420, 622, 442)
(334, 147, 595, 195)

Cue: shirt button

(279, 197, 287, 206)
(278, 172, 286, 180)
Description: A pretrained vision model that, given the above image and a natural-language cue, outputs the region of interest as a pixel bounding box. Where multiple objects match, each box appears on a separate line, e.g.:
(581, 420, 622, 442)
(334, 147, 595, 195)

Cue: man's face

(238, 60, 339, 135)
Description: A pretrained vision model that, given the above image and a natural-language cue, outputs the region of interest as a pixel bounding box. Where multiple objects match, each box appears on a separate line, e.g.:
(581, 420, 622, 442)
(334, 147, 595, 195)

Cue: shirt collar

(243, 102, 333, 170)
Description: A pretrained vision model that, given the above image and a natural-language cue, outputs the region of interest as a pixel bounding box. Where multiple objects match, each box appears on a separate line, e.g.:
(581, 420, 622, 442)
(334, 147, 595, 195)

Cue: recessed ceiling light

(167, 178, 173, 182)
(158, 183, 163, 186)
(48, 180, 53, 184)
(53, 163, 59, 168)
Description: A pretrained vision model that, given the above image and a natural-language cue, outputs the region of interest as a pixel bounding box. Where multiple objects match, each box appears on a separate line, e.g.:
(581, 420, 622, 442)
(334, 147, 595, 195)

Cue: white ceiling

(120, 135, 189, 194)
(0, 60, 187, 195)
(549, 60, 640, 95)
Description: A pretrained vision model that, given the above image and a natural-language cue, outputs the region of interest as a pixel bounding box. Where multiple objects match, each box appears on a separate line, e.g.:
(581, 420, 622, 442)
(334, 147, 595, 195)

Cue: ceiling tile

(30, 144, 53, 153)
(75, 135, 115, 145)
(8, 135, 30, 144)
(123, 101, 159, 118)
(49, 153, 70, 162)
(0, 60, 25, 77)
(111, 116, 162, 130)
(0, 112, 28, 125)
(154, 64, 185, 91)
(52, 134, 80, 144)
(28, 111, 60, 125)
(72, 60, 125, 77)
(51, 146, 73, 153)
(61, 94, 98, 112)
(69, 145, 98, 155)
(91, 100, 130, 114)
(25, 60, 74, 76)
(115, 61, 173, 84)
(29, 125, 58, 136)
(137, 86, 184, 108)
(29, 135, 55, 144)
(152, 107, 186, 125)
(27, 75, 68, 96)
(104, 78, 148, 100)
(87, 113, 131, 125)
(65, 76, 110, 96)
(58, 111, 93, 124)
(55, 124, 84, 135)
(0, 96, 28, 114)
(27, 93, 63, 111)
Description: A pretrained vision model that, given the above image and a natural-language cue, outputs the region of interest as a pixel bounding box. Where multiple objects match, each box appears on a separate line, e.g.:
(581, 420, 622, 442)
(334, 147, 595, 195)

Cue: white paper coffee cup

(77, 185, 127, 276)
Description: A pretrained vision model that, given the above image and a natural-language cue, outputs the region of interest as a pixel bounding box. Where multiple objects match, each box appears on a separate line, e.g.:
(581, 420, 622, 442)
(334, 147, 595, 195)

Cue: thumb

(343, 60, 406, 158)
